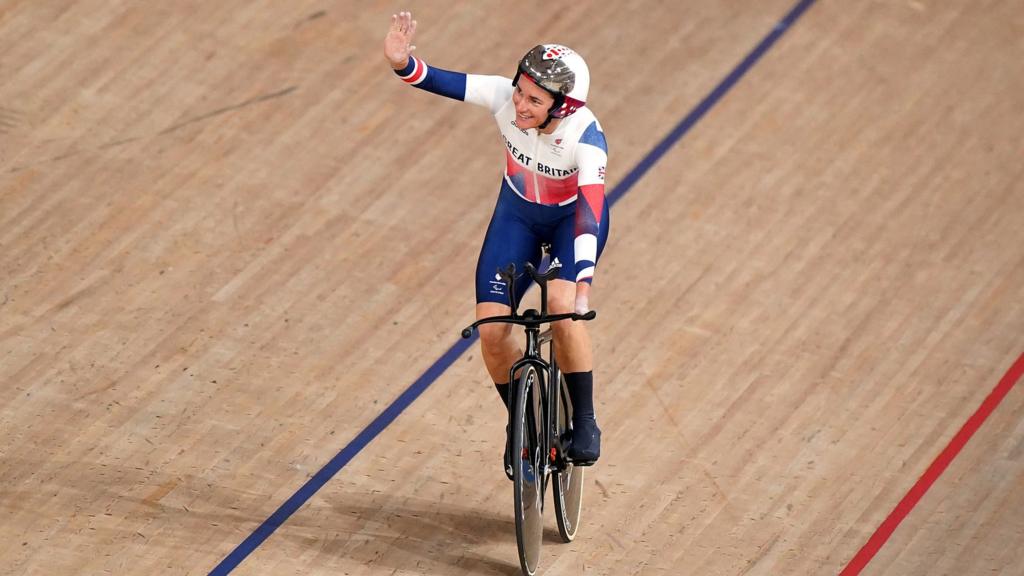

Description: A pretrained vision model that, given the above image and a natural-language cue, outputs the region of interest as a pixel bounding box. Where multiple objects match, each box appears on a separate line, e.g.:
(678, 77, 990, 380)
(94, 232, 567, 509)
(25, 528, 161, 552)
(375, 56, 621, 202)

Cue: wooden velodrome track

(1, 0, 1022, 574)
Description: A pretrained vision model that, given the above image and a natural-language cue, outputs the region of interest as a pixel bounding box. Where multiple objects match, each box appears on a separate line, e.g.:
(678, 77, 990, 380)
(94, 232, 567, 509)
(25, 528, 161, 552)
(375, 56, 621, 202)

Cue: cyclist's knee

(551, 316, 581, 342)
(478, 322, 513, 349)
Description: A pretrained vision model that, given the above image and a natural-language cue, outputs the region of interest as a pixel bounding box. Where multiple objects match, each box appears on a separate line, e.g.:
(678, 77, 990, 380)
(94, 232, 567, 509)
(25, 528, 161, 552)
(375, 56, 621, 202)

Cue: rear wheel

(552, 371, 584, 542)
(512, 364, 544, 575)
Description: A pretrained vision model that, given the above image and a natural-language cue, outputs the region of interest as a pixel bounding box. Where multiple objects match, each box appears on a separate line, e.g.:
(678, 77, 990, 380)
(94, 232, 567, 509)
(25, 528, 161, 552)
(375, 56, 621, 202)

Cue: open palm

(384, 11, 417, 69)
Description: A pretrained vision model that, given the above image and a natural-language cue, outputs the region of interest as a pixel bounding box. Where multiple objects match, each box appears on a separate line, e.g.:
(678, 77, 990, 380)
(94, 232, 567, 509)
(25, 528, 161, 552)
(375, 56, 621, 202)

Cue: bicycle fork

(508, 352, 552, 512)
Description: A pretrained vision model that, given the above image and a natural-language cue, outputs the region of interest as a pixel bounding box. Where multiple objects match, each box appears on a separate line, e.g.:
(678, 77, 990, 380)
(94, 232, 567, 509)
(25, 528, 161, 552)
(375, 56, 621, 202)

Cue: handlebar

(461, 309, 597, 339)
(464, 254, 595, 338)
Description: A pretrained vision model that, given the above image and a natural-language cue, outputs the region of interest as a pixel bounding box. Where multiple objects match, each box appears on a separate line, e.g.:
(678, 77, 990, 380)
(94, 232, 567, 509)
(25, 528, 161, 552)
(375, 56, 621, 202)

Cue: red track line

(839, 351, 1024, 575)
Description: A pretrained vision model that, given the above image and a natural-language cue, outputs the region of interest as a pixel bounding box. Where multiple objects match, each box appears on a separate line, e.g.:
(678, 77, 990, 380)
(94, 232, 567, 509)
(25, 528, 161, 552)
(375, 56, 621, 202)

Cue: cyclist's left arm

(573, 120, 608, 284)
(572, 120, 608, 313)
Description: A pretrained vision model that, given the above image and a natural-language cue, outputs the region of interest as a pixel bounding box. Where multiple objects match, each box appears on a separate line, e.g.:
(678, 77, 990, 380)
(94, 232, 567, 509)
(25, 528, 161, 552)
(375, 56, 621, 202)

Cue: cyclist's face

(513, 75, 555, 130)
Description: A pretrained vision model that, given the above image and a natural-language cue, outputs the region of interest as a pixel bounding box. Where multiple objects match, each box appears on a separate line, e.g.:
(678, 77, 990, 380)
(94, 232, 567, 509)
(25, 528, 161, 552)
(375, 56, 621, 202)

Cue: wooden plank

(1, 1, 1021, 574)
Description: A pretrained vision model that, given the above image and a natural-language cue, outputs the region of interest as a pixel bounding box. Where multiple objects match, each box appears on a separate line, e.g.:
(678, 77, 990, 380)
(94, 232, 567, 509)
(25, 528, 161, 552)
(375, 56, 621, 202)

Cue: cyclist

(384, 11, 609, 470)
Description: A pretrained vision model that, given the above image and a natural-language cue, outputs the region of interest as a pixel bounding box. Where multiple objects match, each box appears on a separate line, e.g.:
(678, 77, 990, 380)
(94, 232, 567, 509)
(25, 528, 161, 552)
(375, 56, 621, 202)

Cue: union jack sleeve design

(574, 184, 604, 282)
(395, 56, 428, 85)
(393, 56, 467, 102)
(573, 121, 608, 283)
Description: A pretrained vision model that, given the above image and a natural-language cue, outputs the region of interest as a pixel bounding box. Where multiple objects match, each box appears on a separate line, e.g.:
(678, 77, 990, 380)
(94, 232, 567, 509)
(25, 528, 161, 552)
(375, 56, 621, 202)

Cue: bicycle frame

(461, 256, 595, 575)
(463, 256, 591, 491)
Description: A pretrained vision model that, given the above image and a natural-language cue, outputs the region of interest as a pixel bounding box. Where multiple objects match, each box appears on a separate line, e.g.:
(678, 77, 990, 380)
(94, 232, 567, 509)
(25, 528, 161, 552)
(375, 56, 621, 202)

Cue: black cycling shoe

(567, 419, 601, 465)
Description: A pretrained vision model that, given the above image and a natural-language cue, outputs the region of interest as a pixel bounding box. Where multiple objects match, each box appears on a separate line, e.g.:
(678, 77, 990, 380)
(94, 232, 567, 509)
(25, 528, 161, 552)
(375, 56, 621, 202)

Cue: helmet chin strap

(537, 97, 564, 131)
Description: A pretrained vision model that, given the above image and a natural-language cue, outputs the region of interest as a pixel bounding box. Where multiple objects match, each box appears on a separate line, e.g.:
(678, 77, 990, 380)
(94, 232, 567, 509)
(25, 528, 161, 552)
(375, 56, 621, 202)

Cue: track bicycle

(462, 250, 596, 576)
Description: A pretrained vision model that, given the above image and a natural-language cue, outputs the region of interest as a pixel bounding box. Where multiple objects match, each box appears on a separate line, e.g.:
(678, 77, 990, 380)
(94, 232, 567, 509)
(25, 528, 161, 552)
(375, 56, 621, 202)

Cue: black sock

(494, 382, 510, 414)
(564, 371, 595, 426)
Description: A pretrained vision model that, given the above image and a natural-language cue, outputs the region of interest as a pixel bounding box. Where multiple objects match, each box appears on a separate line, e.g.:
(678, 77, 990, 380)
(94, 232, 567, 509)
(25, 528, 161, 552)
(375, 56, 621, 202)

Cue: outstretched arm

(383, 11, 466, 100)
(383, 11, 511, 110)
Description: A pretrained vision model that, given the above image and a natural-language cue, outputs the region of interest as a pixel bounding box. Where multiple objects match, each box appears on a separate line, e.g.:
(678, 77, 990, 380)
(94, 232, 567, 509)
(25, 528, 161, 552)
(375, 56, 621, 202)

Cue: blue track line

(607, 0, 816, 207)
(208, 337, 477, 575)
(208, 1, 816, 572)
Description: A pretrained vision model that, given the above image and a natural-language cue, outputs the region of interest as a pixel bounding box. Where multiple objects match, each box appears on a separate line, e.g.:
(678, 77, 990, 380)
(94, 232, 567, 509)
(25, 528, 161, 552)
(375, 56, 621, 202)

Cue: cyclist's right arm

(385, 11, 509, 114)
(393, 58, 510, 114)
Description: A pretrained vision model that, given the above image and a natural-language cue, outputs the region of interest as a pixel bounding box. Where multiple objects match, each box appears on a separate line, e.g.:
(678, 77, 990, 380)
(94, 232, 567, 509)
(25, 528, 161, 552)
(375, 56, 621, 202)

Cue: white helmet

(513, 44, 590, 121)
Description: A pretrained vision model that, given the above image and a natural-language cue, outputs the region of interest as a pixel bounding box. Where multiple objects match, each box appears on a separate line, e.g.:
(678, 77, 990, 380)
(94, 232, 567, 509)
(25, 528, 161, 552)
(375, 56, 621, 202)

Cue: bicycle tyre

(552, 371, 584, 542)
(512, 364, 544, 575)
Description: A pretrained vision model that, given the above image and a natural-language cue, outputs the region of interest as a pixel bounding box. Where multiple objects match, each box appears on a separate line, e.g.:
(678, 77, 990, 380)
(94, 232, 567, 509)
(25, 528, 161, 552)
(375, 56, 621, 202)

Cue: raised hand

(384, 11, 417, 70)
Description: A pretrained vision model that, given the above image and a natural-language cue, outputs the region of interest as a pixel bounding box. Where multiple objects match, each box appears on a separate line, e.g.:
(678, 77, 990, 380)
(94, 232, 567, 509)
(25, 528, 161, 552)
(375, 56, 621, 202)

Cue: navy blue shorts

(476, 183, 610, 305)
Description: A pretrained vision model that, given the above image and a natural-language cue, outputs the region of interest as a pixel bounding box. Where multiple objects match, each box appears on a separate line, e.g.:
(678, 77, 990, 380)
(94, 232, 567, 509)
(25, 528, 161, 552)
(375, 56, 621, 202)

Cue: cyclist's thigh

(476, 189, 544, 305)
(551, 195, 610, 284)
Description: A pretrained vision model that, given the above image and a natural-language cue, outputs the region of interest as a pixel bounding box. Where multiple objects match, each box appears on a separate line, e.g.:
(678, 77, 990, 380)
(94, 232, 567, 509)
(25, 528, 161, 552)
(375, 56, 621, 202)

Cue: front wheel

(512, 364, 544, 575)
(552, 371, 584, 542)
